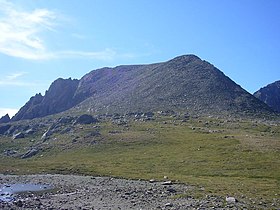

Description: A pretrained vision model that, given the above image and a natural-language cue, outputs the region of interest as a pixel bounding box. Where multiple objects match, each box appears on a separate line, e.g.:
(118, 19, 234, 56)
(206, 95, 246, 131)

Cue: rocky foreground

(1, 174, 276, 210)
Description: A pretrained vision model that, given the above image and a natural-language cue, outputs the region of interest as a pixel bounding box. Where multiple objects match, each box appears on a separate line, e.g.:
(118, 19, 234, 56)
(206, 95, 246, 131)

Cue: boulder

(41, 129, 53, 140)
(41, 122, 59, 140)
(4, 149, 17, 156)
(74, 114, 98, 125)
(12, 132, 25, 139)
(25, 128, 36, 135)
(21, 148, 39, 159)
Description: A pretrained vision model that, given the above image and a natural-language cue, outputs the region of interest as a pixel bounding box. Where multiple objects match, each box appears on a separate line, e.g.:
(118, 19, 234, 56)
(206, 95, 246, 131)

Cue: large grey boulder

(21, 148, 39, 159)
(74, 114, 98, 125)
(12, 132, 25, 139)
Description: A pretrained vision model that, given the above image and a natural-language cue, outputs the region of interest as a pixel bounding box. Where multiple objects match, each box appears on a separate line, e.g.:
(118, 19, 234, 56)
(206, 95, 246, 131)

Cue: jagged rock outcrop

(12, 55, 275, 121)
(12, 78, 80, 121)
(254, 80, 280, 112)
(0, 114, 10, 123)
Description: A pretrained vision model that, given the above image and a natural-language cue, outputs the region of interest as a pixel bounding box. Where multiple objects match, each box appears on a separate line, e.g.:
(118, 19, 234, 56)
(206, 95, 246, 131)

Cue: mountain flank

(254, 80, 280, 112)
(12, 55, 275, 121)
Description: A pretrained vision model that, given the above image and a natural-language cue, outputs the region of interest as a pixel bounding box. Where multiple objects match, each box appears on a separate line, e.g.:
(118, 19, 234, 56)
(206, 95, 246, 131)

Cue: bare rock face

(12, 55, 275, 121)
(0, 114, 10, 124)
(73, 55, 273, 117)
(254, 80, 280, 112)
(12, 78, 80, 121)
(0, 124, 11, 135)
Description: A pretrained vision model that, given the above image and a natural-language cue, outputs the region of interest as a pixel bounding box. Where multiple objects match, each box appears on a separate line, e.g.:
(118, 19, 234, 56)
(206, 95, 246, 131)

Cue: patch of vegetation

(0, 117, 279, 206)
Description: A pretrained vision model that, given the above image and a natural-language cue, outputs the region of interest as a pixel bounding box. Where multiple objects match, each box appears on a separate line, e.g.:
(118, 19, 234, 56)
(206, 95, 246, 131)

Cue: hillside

(254, 80, 280, 112)
(12, 54, 274, 121)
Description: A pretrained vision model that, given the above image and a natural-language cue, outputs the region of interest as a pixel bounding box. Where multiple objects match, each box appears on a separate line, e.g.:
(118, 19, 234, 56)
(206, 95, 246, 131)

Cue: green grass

(0, 118, 279, 206)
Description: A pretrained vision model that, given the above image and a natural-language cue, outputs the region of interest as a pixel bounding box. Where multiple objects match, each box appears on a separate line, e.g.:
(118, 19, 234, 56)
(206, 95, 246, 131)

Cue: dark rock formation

(74, 114, 99, 124)
(12, 132, 25, 139)
(12, 78, 80, 121)
(0, 114, 10, 123)
(21, 148, 39, 159)
(254, 80, 280, 112)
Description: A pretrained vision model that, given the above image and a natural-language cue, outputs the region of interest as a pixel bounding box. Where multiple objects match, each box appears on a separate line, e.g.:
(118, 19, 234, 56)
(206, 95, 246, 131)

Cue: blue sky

(0, 0, 280, 117)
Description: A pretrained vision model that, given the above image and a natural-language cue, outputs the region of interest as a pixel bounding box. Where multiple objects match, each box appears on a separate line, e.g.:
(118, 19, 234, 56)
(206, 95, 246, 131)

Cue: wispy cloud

(0, 0, 131, 61)
(57, 48, 117, 61)
(0, 0, 56, 60)
(0, 71, 38, 87)
(6, 72, 27, 80)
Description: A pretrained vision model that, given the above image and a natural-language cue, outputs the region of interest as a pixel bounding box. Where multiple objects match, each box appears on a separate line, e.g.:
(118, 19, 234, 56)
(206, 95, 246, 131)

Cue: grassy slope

(0, 117, 279, 206)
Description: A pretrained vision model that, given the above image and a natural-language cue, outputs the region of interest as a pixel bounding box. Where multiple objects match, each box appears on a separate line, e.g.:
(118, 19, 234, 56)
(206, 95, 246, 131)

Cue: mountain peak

(254, 80, 280, 112)
(12, 55, 275, 121)
(173, 54, 200, 59)
(0, 114, 10, 124)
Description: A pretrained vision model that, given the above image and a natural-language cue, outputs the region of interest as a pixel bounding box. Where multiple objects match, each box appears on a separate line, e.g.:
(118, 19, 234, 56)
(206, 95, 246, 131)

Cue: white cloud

(0, 0, 134, 61)
(0, 0, 56, 60)
(0, 107, 18, 117)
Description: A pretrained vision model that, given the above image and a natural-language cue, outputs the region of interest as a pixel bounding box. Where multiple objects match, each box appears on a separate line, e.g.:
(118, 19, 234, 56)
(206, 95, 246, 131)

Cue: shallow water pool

(0, 183, 52, 202)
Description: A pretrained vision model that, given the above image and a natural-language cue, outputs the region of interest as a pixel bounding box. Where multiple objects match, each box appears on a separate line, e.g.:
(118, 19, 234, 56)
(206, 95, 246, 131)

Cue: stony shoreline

(0, 174, 278, 209)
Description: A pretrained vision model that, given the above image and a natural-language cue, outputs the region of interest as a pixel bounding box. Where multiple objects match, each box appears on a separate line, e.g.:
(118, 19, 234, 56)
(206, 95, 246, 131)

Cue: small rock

(226, 196, 237, 203)
(164, 202, 173, 207)
(14, 200, 23, 207)
(162, 181, 172, 185)
(167, 188, 176, 193)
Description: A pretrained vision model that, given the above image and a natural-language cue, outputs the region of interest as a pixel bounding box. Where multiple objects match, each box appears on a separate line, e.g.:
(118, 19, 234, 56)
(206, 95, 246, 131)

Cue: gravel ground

(0, 174, 278, 209)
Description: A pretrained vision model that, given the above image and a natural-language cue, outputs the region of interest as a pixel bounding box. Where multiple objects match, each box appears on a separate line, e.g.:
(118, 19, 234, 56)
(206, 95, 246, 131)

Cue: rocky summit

(0, 114, 10, 124)
(12, 55, 275, 121)
(254, 80, 280, 113)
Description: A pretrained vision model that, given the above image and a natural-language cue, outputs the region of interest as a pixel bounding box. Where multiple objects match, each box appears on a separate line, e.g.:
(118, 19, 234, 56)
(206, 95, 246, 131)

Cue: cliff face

(12, 78, 80, 121)
(12, 55, 275, 121)
(254, 80, 280, 112)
